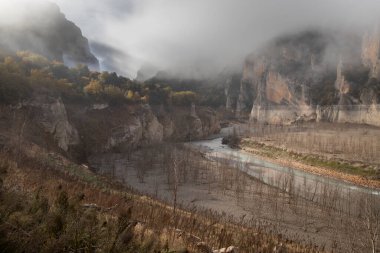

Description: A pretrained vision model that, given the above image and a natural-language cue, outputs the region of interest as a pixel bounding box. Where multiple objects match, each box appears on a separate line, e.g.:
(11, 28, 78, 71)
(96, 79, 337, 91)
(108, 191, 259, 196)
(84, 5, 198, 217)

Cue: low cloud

(2, 0, 380, 78)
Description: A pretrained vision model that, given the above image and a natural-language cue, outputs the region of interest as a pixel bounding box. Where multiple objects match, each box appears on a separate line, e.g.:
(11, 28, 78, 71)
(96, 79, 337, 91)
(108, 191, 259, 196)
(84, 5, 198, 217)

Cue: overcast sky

(2, 0, 380, 78)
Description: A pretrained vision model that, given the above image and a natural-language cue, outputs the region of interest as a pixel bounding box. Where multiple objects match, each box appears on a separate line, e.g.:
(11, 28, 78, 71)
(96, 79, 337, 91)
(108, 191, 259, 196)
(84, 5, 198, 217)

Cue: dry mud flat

(90, 145, 379, 253)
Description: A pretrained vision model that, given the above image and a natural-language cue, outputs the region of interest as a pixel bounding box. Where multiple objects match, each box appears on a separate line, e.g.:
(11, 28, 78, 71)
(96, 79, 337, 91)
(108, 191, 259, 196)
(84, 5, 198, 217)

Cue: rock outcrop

(224, 74, 242, 112)
(1, 91, 220, 160)
(161, 104, 221, 141)
(105, 106, 164, 150)
(231, 29, 380, 126)
(188, 104, 204, 139)
(65, 102, 220, 156)
(24, 96, 79, 151)
(0, 2, 98, 67)
(105, 118, 144, 151)
(79, 104, 165, 153)
(316, 104, 380, 126)
(141, 105, 164, 143)
(362, 26, 380, 78)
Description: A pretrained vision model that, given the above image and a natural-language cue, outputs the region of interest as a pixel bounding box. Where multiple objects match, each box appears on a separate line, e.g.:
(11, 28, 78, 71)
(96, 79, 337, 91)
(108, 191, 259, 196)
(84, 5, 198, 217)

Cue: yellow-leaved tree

(84, 80, 103, 95)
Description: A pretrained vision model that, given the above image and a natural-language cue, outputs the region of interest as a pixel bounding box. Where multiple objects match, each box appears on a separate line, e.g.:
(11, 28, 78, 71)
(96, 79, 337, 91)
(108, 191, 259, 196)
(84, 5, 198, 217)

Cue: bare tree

(362, 195, 380, 253)
(168, 147, 183, 216)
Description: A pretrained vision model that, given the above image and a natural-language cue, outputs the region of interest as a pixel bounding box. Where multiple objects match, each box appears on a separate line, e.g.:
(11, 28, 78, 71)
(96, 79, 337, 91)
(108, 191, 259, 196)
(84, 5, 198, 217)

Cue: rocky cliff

(362, 27, 380, 79)
(25, 96, 79, 152)
(227, 29, 380, 126)
(0, 2, 98, 67)
(0, 96, 220, 162)
(316, 104, 380, 126)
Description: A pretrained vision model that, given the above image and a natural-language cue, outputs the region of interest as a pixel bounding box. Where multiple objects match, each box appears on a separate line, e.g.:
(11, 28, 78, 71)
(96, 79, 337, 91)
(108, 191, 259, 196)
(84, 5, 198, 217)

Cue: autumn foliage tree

(84, 79, 103, 95)
(171, 91, 197, 106)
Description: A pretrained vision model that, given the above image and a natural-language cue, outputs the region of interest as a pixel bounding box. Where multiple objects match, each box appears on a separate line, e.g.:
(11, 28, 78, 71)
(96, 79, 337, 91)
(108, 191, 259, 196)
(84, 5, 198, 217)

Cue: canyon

(1, 2, 380, 252)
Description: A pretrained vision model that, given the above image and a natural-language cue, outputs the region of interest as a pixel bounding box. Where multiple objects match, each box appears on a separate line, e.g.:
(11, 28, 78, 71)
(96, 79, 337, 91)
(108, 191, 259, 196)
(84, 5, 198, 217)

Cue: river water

(190, 127, 380, 199)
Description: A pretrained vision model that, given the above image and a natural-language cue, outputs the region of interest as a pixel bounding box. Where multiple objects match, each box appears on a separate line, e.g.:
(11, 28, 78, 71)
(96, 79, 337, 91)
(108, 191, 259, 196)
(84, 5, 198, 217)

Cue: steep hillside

(0, 2, 98, 67)
(144, 67, 246, 111)
(0, 51, 220, 163)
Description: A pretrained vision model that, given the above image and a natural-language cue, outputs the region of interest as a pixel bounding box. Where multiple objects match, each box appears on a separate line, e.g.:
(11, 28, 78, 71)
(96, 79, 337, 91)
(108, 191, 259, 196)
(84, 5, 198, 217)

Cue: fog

(2, 0, 380, 79)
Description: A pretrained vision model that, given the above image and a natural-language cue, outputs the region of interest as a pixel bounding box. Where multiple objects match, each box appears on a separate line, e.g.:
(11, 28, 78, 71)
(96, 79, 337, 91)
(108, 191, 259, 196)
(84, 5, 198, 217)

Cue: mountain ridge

(0, 2, 98, 68)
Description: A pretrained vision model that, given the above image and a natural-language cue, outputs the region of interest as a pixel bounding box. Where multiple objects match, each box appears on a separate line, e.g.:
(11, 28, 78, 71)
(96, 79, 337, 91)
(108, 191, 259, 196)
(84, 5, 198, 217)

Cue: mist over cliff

(1, 0, 380, 80)
(53, 0, 380, 79)
(0, 0, 98, 68)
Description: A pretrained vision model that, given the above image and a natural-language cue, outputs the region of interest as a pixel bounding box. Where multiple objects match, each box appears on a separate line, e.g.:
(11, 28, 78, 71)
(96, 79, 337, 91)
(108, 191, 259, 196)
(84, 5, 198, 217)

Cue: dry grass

(95, 143, 380, 253)
(0, 143, 323, 253)
(242, 123, 380, 178)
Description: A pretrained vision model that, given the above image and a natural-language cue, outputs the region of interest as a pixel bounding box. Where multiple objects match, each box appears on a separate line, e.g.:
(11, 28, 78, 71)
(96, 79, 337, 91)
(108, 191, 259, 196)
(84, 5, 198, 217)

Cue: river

(190, 126, 380, 199)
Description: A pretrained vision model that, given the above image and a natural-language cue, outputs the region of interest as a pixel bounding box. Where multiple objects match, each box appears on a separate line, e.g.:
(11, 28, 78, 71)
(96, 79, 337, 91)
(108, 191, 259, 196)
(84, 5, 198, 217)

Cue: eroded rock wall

(25, 96, 79, 151)
(3, 94, 220, 162)
(251, 105, 315, 125)
(317, 104, 380, 126)
(362, 27, 380, 78)
(242, 29, 380, 126)
(251, 104, 380, 127)
(66, 102, 220, 157)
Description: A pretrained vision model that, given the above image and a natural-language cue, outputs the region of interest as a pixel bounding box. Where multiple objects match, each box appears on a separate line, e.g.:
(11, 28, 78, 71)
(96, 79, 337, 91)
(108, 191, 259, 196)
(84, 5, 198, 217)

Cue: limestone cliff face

(198, 108, 220, 136)
(236, 31, 325, 121)
(335, 58, 355, 108)
(317, 104, 380, 126)
(236, 29, 380, 126)
(224, 74, 244, 113)
(188, 103, 203, 138)
(25, 96, 79, 151)
(362, 27, 380, 78)
(156, 105, 175, 139)
(335, 59, 348, 94)
(265, 71, 294, 105)
(2, 94, 220, 161)
(256, 55, 380, 126)
(247, 63, 313, 123)
(159, 104, 220, 141)
(65, 102, 220, 157)
(138, 105, 164, 144)
(236, 57, 267, 116)
(106, 119, 143, 150)
(105, 105, 164, 151)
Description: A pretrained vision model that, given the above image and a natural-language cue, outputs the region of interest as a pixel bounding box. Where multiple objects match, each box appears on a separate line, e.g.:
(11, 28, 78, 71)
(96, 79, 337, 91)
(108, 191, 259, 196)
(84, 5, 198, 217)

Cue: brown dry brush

(0, 153, 166, 253)
(235, 123, 380, 252)
(130, 144, 326, 252)
(249, 122, 380, 166)
(0, 146, 324, 253)
(176, 144, 379, 252)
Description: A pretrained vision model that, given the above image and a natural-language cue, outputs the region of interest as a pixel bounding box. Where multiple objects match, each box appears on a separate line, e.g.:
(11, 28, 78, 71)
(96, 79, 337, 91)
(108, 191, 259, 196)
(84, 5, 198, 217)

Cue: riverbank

(101, 145, 355, 252)
(95, 140, 380, 253)
(2, 143, 322, 253)
(240, 138, 380, 190)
